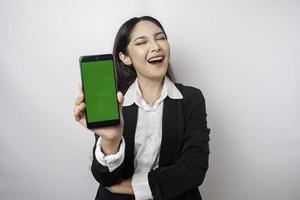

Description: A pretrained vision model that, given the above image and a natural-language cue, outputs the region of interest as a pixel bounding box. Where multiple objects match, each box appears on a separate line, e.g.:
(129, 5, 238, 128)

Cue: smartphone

(79, 54, 120, 128)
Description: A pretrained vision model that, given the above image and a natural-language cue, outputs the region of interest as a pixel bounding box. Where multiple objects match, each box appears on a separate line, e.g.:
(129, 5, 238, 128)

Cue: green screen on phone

(81, 59, 119, 124)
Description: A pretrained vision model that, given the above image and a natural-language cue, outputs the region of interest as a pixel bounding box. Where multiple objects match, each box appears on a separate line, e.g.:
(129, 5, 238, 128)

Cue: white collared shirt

(95, 76, 183, 200)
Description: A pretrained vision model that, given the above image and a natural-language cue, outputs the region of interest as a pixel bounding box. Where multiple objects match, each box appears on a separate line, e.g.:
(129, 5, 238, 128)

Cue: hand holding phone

(74, 54, 124, 154)
(74, 84, 124, 154)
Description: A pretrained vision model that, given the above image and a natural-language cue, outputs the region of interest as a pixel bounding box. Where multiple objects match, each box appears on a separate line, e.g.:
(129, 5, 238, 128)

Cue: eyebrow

(133, 31, 165, 42)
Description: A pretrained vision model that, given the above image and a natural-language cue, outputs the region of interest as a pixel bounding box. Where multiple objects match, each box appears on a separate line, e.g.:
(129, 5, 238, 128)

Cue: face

(119, 20, 170, 82)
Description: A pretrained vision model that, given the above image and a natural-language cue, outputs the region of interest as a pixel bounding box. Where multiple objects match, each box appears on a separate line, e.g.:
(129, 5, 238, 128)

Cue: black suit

(91, 83, 210, 200)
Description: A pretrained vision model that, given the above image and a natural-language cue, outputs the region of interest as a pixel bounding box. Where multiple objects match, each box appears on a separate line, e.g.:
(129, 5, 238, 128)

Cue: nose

(150, 40, 161, 52)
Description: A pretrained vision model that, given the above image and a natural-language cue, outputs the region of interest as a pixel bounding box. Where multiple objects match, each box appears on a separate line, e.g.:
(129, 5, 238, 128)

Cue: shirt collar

(123, 76, 183, 107)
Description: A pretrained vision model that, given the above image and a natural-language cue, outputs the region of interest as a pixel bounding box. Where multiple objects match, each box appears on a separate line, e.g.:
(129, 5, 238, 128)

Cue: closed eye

(136, 42, 146, 45)
(157, 36, 166, 40)
(135, 40, 147, 45)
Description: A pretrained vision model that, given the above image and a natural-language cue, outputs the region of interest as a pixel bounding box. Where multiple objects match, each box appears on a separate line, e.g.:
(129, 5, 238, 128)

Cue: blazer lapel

(122, 98, 181, 168)
(159, 97, 180, 167)
(122, 104, 138, 173)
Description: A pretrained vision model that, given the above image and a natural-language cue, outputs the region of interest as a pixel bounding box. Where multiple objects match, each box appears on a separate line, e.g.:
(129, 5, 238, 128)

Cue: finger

(74, 107, 81, 120)
(117, 91, 124, 107)
(74, 113, 80, 121)
(75, 93, 84, 105)
(116, 92, 124, 124)
(79, 102, 86, 110)
(73, 104, 82, 115)
(78, 103, 86, 119)
(76, 104, 85, 117)
(74, 103, 85, 119)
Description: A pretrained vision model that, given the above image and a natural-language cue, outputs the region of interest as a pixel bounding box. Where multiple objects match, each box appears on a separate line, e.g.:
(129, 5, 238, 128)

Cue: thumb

(117, 91, 124, 108)
(117, 91, 125, 124)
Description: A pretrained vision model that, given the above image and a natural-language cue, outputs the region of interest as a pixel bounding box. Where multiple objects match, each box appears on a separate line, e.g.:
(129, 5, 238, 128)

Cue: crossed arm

(91, 88, 210, 199)
(106, 177, 134, 195)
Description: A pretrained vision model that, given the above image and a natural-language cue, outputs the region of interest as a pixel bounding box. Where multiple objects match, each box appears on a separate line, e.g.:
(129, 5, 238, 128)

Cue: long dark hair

(113, 16, 175, 93)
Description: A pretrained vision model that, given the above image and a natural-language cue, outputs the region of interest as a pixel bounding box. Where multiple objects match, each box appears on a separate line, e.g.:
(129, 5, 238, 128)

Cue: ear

(119, 52, 133, 66)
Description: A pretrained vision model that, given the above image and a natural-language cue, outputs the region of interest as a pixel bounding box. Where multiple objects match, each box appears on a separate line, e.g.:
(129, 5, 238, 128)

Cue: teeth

(148, 56, 163, 62)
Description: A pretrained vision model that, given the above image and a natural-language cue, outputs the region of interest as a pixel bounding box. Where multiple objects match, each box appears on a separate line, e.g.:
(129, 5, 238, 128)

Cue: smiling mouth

(147, 56, 164, 65)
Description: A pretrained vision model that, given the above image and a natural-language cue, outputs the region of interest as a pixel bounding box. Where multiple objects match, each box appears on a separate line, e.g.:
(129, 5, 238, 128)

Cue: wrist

(101, 137, 122, 155)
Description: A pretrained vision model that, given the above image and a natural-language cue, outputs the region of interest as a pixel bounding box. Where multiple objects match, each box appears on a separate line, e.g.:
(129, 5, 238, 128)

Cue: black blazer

(91, 83, 210, 200)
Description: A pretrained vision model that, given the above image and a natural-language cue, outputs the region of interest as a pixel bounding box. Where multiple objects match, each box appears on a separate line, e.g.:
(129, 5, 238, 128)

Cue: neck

(137, 76, 164, 105)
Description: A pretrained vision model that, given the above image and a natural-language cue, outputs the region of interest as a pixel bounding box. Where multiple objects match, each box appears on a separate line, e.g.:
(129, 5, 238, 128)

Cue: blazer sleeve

(148, 88, 210, 199)
(90, 134, 125, 186)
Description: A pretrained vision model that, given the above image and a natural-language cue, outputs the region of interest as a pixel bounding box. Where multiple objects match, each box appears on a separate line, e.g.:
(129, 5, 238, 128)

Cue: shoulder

(174, 82, 205, 103)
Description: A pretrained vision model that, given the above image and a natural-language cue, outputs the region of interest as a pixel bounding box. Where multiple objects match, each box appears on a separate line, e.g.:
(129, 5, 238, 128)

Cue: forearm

(91, 134, 125, 186)
(106, 177, 134, 195)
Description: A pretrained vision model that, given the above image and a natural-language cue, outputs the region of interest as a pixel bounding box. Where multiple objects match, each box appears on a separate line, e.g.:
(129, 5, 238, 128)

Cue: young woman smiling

(74, 16, 210, 200)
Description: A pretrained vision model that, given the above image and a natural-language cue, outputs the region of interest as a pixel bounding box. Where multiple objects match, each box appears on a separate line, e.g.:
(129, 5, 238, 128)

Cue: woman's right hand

(73, 84, 125, 155)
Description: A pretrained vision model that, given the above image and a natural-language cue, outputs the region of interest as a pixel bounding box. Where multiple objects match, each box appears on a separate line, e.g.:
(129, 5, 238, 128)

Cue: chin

(151, 71, 168, 81)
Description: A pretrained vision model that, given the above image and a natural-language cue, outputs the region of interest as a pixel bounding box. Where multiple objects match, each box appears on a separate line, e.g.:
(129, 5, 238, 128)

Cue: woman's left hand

(106, 177, 134, 195)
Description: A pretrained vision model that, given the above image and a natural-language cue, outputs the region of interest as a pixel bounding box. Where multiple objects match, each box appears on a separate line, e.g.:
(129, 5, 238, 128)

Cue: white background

(1, 0, 299, 199)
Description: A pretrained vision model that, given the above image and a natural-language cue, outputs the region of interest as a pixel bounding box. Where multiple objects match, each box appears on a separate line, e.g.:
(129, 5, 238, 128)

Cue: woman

(74, 16, 210, 200)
